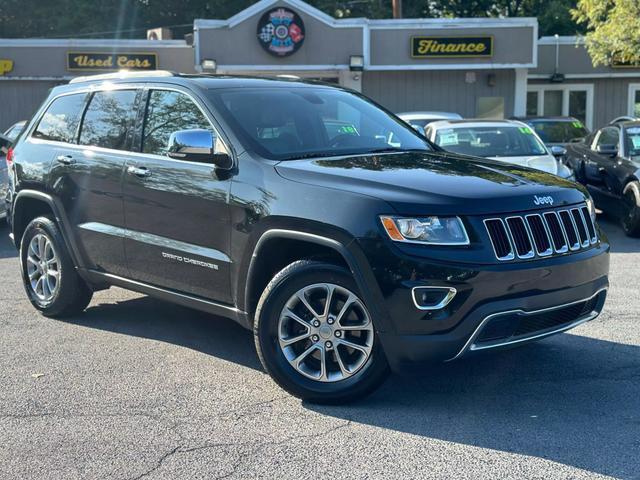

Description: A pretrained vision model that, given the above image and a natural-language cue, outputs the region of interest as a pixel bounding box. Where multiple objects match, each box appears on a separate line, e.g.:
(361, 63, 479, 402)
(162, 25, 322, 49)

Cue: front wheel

(254, 260, 389, 404)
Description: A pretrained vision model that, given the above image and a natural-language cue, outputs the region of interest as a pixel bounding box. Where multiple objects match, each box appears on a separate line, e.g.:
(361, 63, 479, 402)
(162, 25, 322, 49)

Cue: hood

(487, 154, 558, 175)
(275, 151, 587, 216)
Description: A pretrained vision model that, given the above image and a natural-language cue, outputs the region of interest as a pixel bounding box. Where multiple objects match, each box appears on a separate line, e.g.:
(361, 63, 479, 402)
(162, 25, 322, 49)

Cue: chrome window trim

(483, 218, 515, 261)
(505, 215, 535, 259)
(411, 286, 457, 311)
(525, 213, 553, 257)
(447, 287, 607, 361)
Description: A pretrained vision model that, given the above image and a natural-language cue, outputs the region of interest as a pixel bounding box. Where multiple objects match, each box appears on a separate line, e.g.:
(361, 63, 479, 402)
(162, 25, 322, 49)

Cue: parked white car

(397, 111, 462, 133)
(425, 119, 574, 179)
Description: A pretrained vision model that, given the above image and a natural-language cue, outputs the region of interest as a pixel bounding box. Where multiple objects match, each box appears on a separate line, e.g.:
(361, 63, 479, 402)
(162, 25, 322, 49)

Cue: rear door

(47, 87, 140, 277)
(122, 86, 233, 303)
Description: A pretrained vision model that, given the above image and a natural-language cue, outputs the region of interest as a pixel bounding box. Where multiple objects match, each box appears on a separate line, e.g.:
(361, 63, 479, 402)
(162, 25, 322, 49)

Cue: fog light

(412, 286, 457, 311)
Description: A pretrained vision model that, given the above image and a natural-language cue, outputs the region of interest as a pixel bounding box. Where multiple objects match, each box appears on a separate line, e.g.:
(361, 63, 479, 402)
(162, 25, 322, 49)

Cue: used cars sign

(411, 36, 493, 58)
(67, 52, 157, 71)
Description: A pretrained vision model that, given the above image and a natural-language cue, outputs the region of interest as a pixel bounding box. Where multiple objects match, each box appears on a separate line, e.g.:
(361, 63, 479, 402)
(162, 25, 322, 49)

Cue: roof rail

(69, 70, 175, 84)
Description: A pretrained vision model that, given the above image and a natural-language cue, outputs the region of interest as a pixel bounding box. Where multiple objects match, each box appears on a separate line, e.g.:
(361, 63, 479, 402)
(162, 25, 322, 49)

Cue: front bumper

(357, 237, 610, 373)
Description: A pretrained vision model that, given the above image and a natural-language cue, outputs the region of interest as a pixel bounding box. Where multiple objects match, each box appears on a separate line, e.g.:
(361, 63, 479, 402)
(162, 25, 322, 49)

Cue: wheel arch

(241, 228, 392, 333)
(12, 190, 84, 269)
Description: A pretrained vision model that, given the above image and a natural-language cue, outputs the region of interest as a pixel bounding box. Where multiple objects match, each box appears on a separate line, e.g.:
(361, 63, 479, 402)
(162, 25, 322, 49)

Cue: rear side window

(79, 90, 138, 151)
(142, 90, 212, 156)
(33, 93, 86, 143)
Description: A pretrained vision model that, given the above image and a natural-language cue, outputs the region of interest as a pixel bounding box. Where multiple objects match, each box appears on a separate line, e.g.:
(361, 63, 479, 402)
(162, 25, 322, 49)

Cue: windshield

(529, 120, 589, 144)
(624, 126, 640, 160)
(434, 125, 548, 157)
(207, 87, 430, 160)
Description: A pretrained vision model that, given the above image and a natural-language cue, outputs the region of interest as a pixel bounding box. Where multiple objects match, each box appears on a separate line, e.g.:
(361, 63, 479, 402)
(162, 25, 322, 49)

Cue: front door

(122, 87, 233, 304)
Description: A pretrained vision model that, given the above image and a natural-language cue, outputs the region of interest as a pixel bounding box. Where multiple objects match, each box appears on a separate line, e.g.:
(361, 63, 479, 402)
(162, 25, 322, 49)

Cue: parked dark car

(8, 72, 609, 403)
(4, 120, 27, 143)
(0, 133, 11, 220)
(565, 121, 640, 236)
(511, 116, 589, 151)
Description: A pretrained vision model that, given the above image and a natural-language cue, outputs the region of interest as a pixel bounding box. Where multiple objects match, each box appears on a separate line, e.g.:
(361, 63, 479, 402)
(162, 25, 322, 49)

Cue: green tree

(572, 0, 640, 66)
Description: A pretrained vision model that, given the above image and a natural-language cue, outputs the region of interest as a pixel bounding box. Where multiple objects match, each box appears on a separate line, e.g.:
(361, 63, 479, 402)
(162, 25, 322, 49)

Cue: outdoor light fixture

(201, 59, 217, 72)
(349, 55, 364, 71)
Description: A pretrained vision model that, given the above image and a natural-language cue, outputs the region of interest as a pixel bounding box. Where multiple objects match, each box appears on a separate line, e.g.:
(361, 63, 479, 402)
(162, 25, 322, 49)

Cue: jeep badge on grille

(533, 195, 554, 206)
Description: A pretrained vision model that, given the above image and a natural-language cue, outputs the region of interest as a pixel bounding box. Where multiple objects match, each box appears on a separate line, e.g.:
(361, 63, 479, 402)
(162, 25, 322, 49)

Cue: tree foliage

(572, 0, 640, 66)
(0, 0, 583, 39)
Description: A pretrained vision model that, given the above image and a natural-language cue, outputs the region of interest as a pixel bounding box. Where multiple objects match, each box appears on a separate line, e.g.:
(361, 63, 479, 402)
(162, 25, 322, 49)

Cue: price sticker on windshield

(439, 131, 459, 146)
(631, 135, 640, 149)
(519, 127, 533, 135)
(572, 121, 583, 129)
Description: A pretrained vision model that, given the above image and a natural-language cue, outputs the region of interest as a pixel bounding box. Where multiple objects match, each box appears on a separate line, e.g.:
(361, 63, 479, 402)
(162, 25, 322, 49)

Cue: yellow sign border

(410, 35, 494, 59)
(66, 51, 158, 72)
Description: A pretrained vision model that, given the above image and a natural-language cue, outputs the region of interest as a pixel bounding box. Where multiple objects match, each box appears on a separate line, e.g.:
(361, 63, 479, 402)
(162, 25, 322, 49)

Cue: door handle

(127, 166, 151, 178)
(56, 155, 75, 165)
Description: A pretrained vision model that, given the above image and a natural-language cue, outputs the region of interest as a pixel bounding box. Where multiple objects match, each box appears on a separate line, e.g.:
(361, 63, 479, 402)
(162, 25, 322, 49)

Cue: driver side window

(594, 127, 619, 150)
(142, 90, 213, 157)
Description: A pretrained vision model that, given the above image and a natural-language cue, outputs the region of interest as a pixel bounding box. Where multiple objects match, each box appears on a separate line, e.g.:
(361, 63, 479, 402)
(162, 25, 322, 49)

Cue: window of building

(527, 84, 594, 129)
(142, 90, 212, 156)
(32, 93, 87, 143)
(629, 84, 640, 118)
(79, 90, 138, 151)
(476, 97, 505, 119)
(526, 92, 538, 116)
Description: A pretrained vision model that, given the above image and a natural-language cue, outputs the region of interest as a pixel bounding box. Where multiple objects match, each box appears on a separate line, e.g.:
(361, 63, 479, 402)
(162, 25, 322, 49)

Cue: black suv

(8, 72, 609, 403)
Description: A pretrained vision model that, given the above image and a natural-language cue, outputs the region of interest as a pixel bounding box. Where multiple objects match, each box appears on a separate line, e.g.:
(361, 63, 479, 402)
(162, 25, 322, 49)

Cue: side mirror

(550, 145, 567, 158)
(167, 129, 233, 169)
(595, 144, 618, 157)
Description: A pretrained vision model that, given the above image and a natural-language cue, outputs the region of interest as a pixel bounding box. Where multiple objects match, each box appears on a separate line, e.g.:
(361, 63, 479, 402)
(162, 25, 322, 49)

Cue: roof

(429, 119, 525, 129)
(396, 111, 462, 120)
(64, 70, 342, 90)
(511, 116, 581, 123)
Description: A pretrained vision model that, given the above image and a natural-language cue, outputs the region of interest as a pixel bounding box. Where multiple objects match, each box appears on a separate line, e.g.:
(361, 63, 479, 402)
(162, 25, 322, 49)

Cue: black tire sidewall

(19, 216, 87, 316)
(255, 261, 388, 403)
(622, 186, 640, 237)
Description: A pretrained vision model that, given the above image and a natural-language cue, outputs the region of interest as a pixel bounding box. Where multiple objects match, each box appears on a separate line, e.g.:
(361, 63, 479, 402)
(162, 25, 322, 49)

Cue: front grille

(475, 291, 604, 346)
(484, 204, 598, 262)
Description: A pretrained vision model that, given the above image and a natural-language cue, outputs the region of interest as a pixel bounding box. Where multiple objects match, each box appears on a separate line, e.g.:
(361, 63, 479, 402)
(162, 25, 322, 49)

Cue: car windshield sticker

(439, 131, 459, 146)
(631, 135, 640, 149)
(627, 127, 640, 134)
(572, 121, 583, 129)
(339, 125, 359, 135)
(519, 127, 533, 135)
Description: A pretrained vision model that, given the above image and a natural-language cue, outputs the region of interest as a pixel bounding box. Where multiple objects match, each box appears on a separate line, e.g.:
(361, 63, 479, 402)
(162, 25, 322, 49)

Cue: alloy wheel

(278, 283, 374, 382)
(26, 233, 60, 302)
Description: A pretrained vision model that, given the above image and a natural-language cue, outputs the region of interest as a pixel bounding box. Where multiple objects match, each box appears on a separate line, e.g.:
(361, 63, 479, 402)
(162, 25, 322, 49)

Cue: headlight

(380, 216, 470, 245)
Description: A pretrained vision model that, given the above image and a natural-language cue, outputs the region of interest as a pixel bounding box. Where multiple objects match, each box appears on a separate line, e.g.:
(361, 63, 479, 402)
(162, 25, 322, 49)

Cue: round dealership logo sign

(257, 7, 305, 57)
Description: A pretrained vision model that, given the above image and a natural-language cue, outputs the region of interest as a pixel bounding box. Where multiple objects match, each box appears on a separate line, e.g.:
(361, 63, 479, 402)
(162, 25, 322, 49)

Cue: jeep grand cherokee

(8, 72, 609, 403)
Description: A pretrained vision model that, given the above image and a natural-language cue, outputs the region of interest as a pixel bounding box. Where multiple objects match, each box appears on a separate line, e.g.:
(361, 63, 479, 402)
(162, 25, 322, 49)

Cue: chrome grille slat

(484, 204, 598, 262)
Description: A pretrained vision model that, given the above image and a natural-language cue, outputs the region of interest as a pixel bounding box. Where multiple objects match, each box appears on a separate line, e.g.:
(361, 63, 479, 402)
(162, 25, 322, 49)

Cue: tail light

(5, 147, 14, 167)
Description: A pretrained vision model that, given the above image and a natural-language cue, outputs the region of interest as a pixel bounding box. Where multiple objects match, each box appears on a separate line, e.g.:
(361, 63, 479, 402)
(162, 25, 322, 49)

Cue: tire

(254, 260, 389, 404)
(621, 182, 640, 237)
(20, 216, 93, 317)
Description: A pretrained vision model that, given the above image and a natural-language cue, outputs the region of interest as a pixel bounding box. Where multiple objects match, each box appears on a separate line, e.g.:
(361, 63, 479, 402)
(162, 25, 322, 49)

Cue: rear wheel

(20, 216, 93, 317)
(254, 260, 389, 404)
(621, 182, 640, 237)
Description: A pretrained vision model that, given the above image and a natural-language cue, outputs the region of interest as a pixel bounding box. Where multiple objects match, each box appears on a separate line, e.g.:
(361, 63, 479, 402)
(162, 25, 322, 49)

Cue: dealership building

(1, 0, 639, 132)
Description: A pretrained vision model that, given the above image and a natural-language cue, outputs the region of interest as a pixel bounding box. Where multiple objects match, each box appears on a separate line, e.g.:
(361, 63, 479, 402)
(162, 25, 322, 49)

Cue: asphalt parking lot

(0, 216, 638, 480)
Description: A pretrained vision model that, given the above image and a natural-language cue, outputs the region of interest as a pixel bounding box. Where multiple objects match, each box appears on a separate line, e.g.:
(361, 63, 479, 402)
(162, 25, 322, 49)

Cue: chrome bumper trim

(447, 288, 607, 361)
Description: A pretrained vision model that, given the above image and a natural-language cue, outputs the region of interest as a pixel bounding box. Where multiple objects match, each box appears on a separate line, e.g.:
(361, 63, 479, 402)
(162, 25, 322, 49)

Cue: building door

(526, 84, 594, 129)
